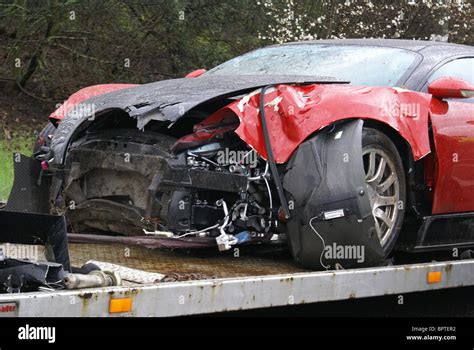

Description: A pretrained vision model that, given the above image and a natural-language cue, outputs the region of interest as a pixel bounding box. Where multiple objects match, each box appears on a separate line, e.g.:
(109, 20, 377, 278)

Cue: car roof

(283, 38, 473, 54)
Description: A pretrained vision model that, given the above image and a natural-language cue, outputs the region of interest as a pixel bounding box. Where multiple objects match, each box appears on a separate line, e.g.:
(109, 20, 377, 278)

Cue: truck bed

(2, 234, 474, 317)
(68, 243, 308, 281)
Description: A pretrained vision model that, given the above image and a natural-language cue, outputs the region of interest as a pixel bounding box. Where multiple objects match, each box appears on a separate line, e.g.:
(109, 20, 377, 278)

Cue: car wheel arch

(295, 118, 421, 220)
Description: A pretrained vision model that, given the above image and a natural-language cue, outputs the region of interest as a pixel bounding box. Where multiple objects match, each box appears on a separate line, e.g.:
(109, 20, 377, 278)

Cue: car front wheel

(362, 128, 406, 256)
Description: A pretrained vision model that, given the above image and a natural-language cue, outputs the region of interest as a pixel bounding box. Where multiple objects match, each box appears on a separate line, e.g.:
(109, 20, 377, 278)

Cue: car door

(425, 58, 474, 214)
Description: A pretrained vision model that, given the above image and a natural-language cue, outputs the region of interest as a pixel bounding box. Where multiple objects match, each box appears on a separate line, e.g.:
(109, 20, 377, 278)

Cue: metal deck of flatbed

(0, 242, 473, 317)
(69, 242, 308, 281)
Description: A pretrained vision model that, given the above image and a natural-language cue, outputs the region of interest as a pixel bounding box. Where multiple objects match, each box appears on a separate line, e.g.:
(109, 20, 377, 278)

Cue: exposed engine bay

(45, 106, 285, 252)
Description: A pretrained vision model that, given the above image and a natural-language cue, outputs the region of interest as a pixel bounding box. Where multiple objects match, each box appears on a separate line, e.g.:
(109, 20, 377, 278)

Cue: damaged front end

(26, 76, 342, 253)
(58, 114, 284, 249)
(35, 80, 301, 250)
(8, 77, 427, 268)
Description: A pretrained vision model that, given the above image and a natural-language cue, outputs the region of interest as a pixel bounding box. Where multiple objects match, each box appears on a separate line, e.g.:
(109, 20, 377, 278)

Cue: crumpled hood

(51, 75, 342, 163)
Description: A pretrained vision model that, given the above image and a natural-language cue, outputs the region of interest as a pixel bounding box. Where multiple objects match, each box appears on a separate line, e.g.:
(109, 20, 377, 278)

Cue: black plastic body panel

(283, 120, 384, 269)
(4, 154, 50, 214)
(0, 210, 70, 271)
(413, 212, 474, 251)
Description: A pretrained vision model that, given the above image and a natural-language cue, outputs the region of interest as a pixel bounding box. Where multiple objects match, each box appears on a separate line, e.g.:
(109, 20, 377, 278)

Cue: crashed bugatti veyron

(7, 39, 474, 269)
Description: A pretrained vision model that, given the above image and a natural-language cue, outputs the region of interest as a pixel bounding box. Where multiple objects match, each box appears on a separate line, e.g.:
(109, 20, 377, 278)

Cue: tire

(362, 128, 406, 256)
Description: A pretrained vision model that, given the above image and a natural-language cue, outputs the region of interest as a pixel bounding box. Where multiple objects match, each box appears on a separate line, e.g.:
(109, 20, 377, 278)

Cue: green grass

(0, 136, 35, 201)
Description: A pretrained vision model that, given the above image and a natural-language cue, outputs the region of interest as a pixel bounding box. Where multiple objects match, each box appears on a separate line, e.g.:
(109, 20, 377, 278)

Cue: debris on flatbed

(0, 257, 66, 293)
(64, 269, 121, 289)
(86, 260, 165, 284)
(161, 272, 215, 283)
(0, 211, 71, 271)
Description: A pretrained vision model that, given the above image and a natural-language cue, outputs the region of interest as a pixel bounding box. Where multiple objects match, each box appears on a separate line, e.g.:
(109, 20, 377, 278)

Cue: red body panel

(185, 69, 207, 78)
(49, 84, 138, 121)
(429, 99, 474, 214)
(195, 84, 474, 215)
(222, 84, 432, 163)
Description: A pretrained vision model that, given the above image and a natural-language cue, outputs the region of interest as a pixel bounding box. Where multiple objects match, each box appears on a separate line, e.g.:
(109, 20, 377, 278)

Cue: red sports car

(7, 39, 474, 269)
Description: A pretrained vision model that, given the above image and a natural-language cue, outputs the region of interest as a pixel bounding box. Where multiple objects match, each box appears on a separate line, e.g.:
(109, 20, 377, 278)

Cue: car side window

(424, 58, 474, 102)
(428, 58, 474, 84)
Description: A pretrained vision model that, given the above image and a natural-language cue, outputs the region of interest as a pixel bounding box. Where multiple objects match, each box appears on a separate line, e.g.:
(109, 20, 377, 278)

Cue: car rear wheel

(362, 128, 406, 255)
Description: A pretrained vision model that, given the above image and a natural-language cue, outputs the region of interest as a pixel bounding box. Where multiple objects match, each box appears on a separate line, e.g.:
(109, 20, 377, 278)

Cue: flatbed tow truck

(0, 235, 472, 317)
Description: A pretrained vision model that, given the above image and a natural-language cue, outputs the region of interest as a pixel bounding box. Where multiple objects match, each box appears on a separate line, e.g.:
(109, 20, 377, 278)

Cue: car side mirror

(428, 77, 474, 99)
(185, 68, 206, 78)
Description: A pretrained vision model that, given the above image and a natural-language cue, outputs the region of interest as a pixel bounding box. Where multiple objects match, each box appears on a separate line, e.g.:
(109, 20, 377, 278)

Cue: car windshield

(205, 44, 420, 87)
